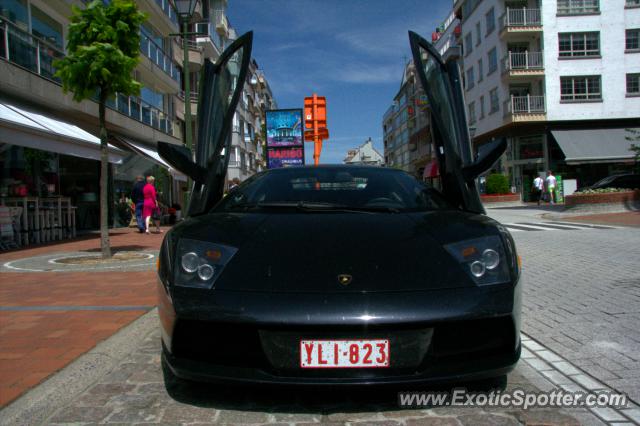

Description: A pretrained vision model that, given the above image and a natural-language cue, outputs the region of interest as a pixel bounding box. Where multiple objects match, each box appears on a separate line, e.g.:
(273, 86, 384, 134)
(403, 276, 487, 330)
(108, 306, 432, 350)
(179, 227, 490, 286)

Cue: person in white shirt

(532, 174, 544, 205)
(545, 170, 557, 205)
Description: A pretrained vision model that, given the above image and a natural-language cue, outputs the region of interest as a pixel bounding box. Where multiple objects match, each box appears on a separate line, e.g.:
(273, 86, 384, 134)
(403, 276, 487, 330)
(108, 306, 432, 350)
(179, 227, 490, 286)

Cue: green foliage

(54, 0, 146, 101)
(574, 188, 634, 194)
(485, 173, 511, 194)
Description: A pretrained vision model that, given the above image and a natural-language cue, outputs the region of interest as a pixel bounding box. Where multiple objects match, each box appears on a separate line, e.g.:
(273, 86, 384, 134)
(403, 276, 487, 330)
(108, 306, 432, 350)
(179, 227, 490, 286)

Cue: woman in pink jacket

(142, 176, 160, 234)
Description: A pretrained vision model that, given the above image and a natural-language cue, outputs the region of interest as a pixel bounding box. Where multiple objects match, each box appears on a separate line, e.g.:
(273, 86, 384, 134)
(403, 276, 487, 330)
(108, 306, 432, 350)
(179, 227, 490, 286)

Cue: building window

(626, 0, 640, 6)
(479, 95, 486, 118)
(626, 29, 640, 51)
(557, 0, 599, 15)
(485, 8, 495, 36)
(559, 32, 600, 57)
(489, 88, 499, 113)
(560, 76, 602, 101)
(475, 22, 481, 46)
(464, 33, 473, 55)
(627, 73, 640, 96)
(468, 101, 476, 124)
(488, 47, 498, 74)
(466, 67, 475, 90)
(478, 59, 484, 82)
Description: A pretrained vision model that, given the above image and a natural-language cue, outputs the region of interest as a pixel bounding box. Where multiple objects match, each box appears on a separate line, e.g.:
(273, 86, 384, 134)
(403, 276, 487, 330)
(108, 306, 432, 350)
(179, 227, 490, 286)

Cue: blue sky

(226, 0, 450, 164)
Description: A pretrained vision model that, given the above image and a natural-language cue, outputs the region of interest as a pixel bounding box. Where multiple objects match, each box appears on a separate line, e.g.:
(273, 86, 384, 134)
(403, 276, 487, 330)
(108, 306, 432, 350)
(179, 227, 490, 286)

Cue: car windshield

(215, 167, 451, 213)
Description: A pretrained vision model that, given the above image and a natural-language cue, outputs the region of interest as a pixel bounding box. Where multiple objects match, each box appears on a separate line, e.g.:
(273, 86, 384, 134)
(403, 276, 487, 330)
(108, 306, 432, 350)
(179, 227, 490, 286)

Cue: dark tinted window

(215, 167, 451, 212)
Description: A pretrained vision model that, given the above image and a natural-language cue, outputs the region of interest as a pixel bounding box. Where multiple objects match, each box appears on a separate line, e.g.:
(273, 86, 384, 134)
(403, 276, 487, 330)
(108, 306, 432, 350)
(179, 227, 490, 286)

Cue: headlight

(174, 238, 238, 289)
(444, 235, 511, 286)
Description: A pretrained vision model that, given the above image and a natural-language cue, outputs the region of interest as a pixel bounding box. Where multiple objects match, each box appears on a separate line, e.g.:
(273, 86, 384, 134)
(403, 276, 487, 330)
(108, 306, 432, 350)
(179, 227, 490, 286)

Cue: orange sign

(303, 93, 329, 165)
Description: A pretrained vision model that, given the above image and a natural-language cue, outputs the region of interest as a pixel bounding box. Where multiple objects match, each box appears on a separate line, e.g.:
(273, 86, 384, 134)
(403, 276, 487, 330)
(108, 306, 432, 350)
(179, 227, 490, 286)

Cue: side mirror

(157, 142, 207, 184)
(462, 138, 507, 181)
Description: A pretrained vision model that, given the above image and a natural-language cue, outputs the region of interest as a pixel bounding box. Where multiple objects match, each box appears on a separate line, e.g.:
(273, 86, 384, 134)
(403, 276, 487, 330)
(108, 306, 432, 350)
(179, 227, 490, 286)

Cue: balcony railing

(0, 18, 65, 82)
(140, 32, 181, 84)
(504, 95, 546, 115)
(106, 93, 174, 135)
(499, 8, 542, 30)
(501, 51, 544, 72)
(154, 0, 179, 26)
(0, 18, 175, 136)
(194, 22, 224, 53)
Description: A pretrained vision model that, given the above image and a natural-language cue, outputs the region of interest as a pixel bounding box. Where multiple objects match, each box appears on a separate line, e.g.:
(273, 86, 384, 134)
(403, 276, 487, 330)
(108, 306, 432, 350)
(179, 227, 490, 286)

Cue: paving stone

(540, 369, 574, 385)
(160, 403, 217, 423)
(536, 350, 563, 363)
(571, 374, 607, 391)
(552, 361, 582, 376)
(105, 407, 163, 423)
(620, 408, 640, 423)
(509, 409, 580, 426)
(270, 412, 322, 422)
(591, 407, 627, 422)
(48, 406, 112, 423)
(216, 409, 270, 423)
(405, 417, 461, 426)
(457, 413, 519, 426)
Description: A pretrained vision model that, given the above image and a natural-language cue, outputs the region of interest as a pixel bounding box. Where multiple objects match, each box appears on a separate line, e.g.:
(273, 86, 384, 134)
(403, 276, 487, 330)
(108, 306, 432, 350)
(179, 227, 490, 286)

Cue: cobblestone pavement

(488, 208, 640, 403)
(32, 327, 591, 426)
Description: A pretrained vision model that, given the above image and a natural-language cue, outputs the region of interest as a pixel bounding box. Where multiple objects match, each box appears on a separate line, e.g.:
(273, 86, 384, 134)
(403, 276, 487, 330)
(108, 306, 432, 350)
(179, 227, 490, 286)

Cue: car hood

(173, 210, 502, 293)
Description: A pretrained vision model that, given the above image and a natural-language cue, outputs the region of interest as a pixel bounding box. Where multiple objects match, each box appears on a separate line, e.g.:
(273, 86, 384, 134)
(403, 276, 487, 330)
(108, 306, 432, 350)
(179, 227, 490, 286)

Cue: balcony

(172, 38, 203, 71)
(501, 51, 544, 77)
(214, 11, 229, 36)
(0, 18, 177, 137)
(194, 22, 222, 60)
(503, 95, 546, 122)
(439, 35, 462, 62)
(139, 32, 181, 93)
(176, 91, 198, 120)
(499, 8, 542, 35)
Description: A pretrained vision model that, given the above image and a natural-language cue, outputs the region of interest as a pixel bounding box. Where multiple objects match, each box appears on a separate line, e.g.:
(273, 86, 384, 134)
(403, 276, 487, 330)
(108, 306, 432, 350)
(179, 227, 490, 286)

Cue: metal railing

(502, 51, 544, 72)
(0, 18, 176, 136)
(499, 8, 542, 30)
(504, 95, 546, 115)
(194, 22, 224, 53)
(139, 32, 181, 84)
(154, 0, 179, 25)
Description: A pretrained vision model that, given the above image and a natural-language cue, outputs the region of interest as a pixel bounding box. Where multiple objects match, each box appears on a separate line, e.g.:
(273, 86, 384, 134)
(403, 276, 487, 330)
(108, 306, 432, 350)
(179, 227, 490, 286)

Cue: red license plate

(299, 339, 390, 368)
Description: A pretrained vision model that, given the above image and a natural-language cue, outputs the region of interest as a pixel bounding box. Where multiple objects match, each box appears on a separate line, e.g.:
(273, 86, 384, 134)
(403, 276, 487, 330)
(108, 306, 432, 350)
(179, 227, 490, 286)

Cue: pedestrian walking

(532, 174, 544, 206)
(545, 170, 557, 205)
(142, 176, 161, 234)
(131, 176, 146, 233)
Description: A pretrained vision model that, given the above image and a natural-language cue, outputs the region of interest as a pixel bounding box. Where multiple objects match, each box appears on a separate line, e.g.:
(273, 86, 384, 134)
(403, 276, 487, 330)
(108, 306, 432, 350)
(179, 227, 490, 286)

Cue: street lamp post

(170, 0, 198, 211)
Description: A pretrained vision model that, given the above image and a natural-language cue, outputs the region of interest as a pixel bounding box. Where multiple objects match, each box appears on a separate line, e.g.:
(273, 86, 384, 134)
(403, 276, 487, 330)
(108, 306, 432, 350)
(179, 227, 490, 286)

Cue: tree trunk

(99, 92, 112, 258)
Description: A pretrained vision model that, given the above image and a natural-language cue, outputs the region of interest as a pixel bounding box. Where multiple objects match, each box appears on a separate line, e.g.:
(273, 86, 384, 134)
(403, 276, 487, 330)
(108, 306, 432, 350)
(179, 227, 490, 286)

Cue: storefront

(1, 101, 184, 235)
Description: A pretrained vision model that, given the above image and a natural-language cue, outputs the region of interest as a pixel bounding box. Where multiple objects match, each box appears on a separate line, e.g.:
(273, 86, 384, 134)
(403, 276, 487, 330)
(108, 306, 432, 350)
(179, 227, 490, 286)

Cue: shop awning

(423, 160, 439, 179)
(551, 128, 639, 165)
(114, 136, 187, 181)
(0, 102, 125, 163)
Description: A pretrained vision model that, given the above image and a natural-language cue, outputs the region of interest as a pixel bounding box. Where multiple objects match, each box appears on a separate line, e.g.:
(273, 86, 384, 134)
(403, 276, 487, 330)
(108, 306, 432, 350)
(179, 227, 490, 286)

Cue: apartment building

(382, 60, 433, 179)
(0, 0, 276, 230)
(451, 0, 640, 197)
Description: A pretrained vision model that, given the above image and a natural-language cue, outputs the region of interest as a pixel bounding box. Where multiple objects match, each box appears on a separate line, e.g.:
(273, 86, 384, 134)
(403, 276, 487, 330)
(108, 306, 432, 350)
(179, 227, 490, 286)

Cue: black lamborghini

(157, 31, 521, 387)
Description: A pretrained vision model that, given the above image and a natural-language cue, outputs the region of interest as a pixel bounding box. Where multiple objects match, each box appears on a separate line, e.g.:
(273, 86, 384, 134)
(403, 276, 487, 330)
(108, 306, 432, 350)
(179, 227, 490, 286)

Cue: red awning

(423, 160, 439, 179)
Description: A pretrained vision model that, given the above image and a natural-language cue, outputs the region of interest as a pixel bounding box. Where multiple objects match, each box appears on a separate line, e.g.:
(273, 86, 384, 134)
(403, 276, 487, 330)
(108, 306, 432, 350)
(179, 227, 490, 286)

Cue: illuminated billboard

(267, 147, 304, 169)
(265, 109, 303, 148)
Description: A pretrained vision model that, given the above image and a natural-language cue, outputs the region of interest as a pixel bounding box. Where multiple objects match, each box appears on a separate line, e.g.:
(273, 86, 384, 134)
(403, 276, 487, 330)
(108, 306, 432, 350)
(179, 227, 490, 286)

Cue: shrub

(485, 173, 511, 194)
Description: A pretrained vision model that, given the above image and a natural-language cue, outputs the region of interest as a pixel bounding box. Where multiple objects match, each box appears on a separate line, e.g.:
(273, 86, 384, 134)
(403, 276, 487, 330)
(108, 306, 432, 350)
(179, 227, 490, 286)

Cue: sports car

(157, 31, 521, 388)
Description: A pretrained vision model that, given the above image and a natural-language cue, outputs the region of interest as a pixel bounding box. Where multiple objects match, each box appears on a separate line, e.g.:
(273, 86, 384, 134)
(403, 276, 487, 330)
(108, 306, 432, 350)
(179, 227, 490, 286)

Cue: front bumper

(158, 280, 521, 386)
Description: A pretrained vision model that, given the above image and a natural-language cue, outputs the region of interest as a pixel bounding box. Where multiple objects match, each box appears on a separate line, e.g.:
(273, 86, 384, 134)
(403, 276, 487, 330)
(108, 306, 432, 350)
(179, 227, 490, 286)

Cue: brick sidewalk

(0, 228, 165, 406)
(561, 211, 640, 227)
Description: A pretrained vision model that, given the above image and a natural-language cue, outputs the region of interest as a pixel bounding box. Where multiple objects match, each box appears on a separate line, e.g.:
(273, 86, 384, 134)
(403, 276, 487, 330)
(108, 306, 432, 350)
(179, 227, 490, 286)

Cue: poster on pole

(265, 109, 304, 148)
(267, 147, 305, 169)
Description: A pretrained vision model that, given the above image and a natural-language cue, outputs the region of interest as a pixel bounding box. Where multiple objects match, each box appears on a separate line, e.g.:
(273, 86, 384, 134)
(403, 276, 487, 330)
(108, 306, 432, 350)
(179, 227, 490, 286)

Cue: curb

(0, 308, 158, 426)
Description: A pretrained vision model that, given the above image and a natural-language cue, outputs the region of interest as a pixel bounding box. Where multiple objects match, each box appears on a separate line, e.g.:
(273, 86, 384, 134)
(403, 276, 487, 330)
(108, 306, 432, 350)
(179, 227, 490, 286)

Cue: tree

(55, 0, 146, 258)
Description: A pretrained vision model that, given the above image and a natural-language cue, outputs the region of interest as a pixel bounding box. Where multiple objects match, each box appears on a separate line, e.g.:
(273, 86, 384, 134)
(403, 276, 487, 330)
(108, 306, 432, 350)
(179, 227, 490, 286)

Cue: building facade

(343, 137, 384, 166)
(0, 0, 276, 232)
(450, 0, 640, 198)
(382, 60, 433, 179)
